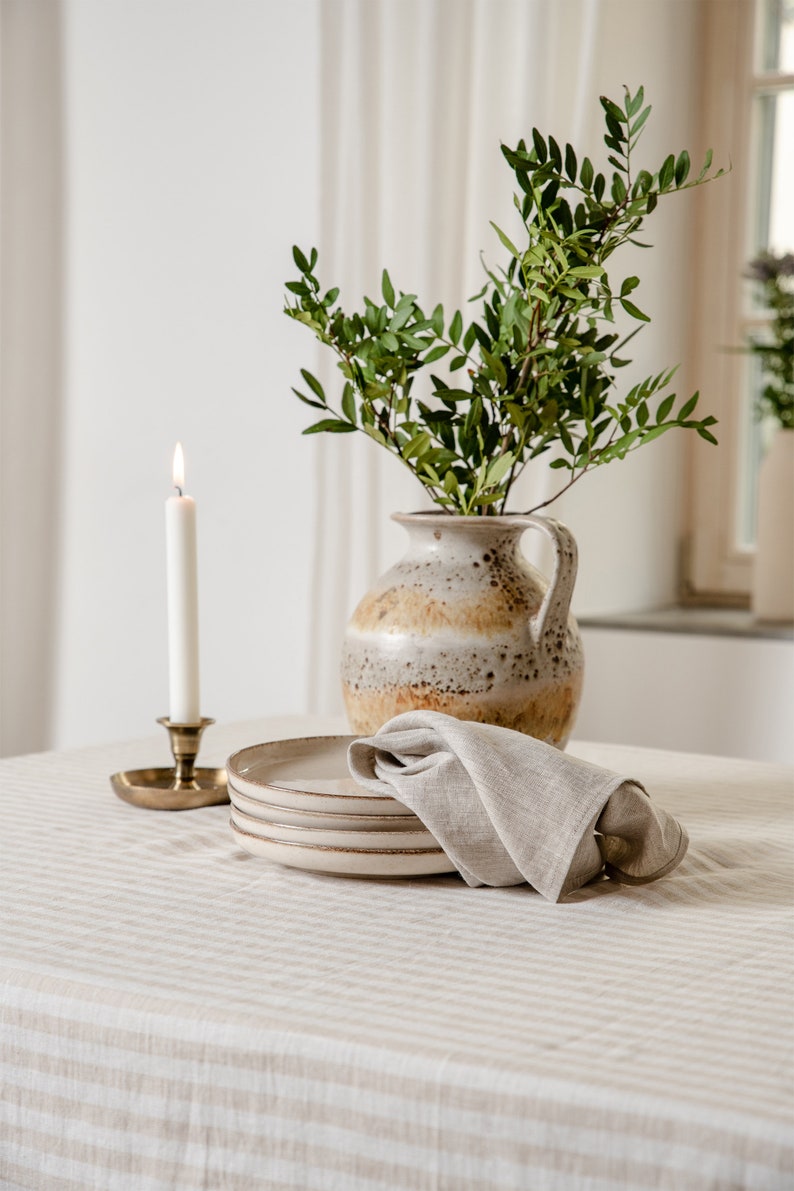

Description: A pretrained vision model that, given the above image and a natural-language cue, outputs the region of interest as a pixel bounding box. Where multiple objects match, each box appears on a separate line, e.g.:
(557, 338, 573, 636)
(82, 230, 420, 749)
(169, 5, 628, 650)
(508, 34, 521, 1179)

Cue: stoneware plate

(226, 736, 409, 815)
(230, 806, 439, 850)
(228, 783, 423, 831)
(230, 822, 456, 878)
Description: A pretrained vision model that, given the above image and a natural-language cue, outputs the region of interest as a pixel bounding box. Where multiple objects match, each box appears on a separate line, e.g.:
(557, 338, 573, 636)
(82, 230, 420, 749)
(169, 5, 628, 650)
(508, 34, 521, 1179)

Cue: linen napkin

(347, 710, 688, 902)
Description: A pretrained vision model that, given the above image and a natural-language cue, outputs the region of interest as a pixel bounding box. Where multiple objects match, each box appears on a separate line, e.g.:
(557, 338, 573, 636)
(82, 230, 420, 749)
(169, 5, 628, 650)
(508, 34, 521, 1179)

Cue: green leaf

(621, 297, 651, 322)
(382, 269, 395, 308)
(292, 245, 311, 273)
(484, 452, 514, 488)
(362, 423, 387, 446)
(540, 180, 560, 209)
(656, 393, 676, 422)
(633, 169, 653, 196)
(580, 156, 594, 189)
(469, 493, 504, 509)
(532, 127, 547, 162)
(569, 265, 605, 278)
(638, 424, 667, 444)
(565, 142, 577, 182)
(341, 383, 357, 425)
(303, 418, 358, 434)
(600, 95, 626, 124)
(433, 388, 476, 402)
(291, 387, 325, 410)
(423, 344, 450, 364)
(490, 221, 520, 258)
(605, 114, 626, 143)
(678, 392, 700, 420)
(450, 309, 463, 345)
(697, 147, 714, 181)
(658, 154, 675, 190)
(480, 346, 507, 389)
(626, 85, 644, 117)
(402, 431, 431, 460)
(431, 303, 444, 336)
(300, 369, 326, 401)
(674, 150, 690, 186)
(620, 275, 640, 296)
(558, 422, 575, 455)
(629, 105, 652, 139)
(389, 305, 413, 332)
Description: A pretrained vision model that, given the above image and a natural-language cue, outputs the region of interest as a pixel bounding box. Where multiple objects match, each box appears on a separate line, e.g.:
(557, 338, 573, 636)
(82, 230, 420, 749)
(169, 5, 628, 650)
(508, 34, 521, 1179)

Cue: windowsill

(578, 606, 794, 642)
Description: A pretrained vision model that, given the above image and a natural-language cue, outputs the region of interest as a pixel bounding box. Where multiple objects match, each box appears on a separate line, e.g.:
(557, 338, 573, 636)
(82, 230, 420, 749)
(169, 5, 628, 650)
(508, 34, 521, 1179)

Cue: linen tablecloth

(1, 715, 792, 1190)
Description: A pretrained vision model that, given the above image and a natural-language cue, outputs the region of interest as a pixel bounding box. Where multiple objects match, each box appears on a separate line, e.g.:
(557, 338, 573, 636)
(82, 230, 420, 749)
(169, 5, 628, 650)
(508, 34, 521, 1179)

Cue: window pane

(768, 89, 794, 250)
(736, 355, 765, 548)
(760, 0, 794, 72)
(751, 88, 794, 262)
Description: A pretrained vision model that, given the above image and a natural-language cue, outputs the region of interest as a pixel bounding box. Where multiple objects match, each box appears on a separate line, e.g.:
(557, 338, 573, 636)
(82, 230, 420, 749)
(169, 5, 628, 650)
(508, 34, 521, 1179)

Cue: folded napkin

(348, 711, 688, 902)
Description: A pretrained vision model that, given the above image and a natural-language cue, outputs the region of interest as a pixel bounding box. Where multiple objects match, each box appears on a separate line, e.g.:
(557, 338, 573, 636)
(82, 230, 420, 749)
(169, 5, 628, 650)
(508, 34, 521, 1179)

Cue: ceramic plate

(230, 806, 438, 850)
(230, 822, 456, 878)
(228, 784, 423, 831)
(226, 736, 409, 816)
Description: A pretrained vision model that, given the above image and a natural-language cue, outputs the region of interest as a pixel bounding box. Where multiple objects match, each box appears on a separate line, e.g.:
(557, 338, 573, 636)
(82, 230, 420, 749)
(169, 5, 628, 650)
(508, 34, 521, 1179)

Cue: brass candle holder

(110, 717, 229, 810)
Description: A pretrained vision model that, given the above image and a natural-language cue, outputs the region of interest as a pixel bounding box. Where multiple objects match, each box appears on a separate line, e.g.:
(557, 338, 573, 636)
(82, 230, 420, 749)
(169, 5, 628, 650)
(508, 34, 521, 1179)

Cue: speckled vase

(341, 513, 584, 747)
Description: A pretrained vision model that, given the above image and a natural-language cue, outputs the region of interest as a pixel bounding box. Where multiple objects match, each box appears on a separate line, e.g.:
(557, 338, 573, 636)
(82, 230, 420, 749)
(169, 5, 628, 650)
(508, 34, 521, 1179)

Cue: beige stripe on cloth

(348, 711, 689, 900)
(2, 719, 792, 1191)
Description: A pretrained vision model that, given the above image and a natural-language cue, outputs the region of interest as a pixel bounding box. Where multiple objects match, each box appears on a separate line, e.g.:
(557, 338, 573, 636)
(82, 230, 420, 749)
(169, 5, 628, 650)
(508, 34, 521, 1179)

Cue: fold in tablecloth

(348, 711, 689, 901)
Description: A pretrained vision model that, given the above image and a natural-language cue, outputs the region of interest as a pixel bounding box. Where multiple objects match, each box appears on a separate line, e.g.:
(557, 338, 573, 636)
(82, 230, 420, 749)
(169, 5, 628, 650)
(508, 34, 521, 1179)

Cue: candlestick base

(110, 717, 229, 810)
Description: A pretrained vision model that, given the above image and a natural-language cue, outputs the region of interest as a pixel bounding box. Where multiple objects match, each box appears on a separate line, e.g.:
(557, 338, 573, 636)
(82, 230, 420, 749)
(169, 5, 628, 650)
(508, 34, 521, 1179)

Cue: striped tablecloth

(1, 716, 792, 1190)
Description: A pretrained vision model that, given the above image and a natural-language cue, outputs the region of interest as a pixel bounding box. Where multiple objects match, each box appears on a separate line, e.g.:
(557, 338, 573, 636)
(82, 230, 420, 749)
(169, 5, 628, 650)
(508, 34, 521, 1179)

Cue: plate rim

(226, 734, 396, 803)
(230, 820, 445, 856)
(229, 806, 437, 846)
(227, 782, 420, 824)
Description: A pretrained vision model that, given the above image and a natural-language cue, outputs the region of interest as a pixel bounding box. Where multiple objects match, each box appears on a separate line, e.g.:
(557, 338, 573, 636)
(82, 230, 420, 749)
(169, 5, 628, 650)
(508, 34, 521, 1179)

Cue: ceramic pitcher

(341, 513, 584, 747)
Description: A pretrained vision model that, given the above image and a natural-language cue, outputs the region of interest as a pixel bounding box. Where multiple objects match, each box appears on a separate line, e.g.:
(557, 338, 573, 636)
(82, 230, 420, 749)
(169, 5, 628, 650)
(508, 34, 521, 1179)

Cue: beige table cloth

(1, 716, 792, 1190)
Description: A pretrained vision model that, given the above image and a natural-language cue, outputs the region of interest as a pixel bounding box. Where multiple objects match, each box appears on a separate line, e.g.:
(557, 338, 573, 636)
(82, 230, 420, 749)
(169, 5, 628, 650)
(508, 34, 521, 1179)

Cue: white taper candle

(165, 442, 200, 723)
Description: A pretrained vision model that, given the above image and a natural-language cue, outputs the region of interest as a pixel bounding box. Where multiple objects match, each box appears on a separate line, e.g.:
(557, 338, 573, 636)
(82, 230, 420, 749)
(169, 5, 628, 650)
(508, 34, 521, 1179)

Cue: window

(683, 0, 794, 604)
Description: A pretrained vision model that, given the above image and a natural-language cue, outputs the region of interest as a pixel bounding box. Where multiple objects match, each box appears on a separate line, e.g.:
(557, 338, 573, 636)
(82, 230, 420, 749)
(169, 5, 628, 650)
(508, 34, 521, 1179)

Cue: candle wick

(174, 485, 183, 497)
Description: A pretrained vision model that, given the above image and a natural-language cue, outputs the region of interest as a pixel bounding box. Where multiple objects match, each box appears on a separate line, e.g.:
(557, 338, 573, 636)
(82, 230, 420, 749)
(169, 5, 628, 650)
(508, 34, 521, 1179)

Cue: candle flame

(172, 442, 185, 494)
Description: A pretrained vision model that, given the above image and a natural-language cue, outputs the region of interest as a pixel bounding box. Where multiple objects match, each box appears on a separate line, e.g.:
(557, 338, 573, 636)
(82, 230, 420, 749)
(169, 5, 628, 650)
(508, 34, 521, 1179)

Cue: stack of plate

(226, 735, 455, 878)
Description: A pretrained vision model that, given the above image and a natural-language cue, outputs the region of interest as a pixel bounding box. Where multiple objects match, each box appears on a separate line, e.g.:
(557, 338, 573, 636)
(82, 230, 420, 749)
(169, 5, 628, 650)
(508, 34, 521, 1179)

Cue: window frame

(682, 0, 793, 605)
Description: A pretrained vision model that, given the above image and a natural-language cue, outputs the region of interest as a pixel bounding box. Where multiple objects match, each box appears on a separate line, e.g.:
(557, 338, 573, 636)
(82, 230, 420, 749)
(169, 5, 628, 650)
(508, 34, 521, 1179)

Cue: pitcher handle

(514, 516, 578, 644)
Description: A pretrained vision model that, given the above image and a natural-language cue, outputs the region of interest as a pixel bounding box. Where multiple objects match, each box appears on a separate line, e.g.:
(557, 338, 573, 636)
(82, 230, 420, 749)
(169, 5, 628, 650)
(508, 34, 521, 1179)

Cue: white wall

(576, 628, 794, 765)
(53, 0, 320, 748)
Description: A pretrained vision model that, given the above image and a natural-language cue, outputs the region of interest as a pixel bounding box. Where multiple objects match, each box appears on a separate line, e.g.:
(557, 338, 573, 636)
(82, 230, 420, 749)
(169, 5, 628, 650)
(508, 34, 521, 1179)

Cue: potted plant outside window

(746, 251, 794, 622)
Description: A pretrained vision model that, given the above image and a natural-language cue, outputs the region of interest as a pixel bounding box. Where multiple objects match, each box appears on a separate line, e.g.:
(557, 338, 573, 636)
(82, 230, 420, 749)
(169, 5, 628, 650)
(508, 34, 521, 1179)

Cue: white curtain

(0, 0, 63, 756)
(307, 0, 602, 715)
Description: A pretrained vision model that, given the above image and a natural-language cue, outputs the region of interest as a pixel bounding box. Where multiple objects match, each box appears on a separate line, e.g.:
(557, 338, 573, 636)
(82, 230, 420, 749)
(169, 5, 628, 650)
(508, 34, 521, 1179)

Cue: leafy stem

(284, 86, 725, 515)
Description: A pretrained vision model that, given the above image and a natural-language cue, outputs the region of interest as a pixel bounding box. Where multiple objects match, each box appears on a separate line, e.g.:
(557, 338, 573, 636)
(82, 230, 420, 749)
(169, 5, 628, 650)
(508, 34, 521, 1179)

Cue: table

(1, 716, 793, 1190)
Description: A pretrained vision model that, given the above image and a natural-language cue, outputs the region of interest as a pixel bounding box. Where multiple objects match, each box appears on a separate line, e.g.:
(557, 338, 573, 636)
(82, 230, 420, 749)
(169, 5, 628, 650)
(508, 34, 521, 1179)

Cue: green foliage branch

(745, 252, 794, 430)
(284, 86, 723, 515)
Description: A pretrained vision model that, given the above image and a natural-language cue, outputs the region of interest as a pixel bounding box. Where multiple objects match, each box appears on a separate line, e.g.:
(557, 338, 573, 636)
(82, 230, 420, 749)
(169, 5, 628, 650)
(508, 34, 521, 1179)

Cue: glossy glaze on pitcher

(341, 514, 584, 746)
